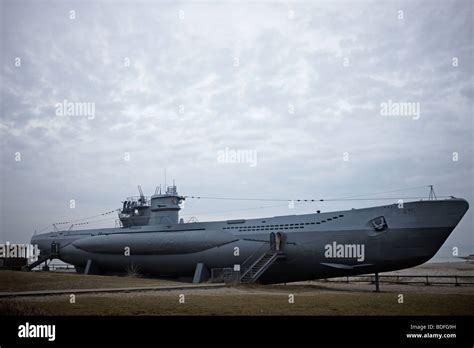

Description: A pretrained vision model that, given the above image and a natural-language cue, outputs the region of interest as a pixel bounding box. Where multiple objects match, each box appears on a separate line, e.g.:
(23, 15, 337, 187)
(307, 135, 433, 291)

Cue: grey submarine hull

(31, 198, 469, 284)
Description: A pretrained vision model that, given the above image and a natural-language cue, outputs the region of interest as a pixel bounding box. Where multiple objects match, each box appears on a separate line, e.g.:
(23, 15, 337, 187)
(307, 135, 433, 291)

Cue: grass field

(0, 270, 180, 292)
(1, 290, 473, 316)
(1, 270, 473, 316)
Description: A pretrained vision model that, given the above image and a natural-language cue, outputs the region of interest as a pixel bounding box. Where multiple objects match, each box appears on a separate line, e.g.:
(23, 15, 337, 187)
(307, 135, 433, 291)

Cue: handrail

(244, 252, 277, 279)
(322, 274, 474, 286)
(241, 242, 269, 271)
(124, 196, 151, 205)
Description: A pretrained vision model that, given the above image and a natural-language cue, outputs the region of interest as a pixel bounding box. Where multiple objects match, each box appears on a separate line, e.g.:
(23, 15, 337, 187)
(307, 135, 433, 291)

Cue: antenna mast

(428, 185, 437, 200)
(137, 185, 145, 205)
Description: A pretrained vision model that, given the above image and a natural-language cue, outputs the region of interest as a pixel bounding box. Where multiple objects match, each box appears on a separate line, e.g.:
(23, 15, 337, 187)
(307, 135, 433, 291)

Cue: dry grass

(1, 282, 473, 316)
(0, 300, 48, 315)
(1, 290, 472, 316)
(0, 270, 182, 292)
(1, 269, 473, 316)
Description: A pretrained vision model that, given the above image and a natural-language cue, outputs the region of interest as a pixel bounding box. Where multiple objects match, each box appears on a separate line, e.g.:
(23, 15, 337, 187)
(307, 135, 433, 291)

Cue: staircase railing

(27, 254, 52, 270)
(241, 252, 278, 281)
(240, 242, 269, 272)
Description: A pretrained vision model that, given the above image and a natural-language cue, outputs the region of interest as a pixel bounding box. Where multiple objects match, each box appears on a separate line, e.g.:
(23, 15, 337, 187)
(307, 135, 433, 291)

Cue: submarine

(30, 185, 469, 284)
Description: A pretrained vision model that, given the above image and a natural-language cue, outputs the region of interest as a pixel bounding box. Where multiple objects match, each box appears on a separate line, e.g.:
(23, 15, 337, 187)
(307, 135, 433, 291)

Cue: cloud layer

(1, 0, 472, 256)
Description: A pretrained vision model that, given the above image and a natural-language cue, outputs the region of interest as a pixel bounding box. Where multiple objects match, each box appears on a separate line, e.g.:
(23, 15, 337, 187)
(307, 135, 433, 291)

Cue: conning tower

(149, 185, 185, 225)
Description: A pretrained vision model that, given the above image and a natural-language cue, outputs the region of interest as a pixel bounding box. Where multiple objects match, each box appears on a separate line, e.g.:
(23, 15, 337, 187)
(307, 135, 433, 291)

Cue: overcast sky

(1, 0, 473, 257)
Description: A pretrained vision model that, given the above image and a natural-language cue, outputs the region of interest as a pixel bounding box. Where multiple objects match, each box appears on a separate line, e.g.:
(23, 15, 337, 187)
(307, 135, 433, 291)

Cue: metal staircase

(240, 249, 286, 283)
(26, 253, 53, 270)
(26, 242, 60, 271)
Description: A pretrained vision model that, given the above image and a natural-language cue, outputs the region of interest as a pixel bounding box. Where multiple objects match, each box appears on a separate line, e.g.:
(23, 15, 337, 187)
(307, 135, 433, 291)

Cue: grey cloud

(0, 0, 472, 257)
